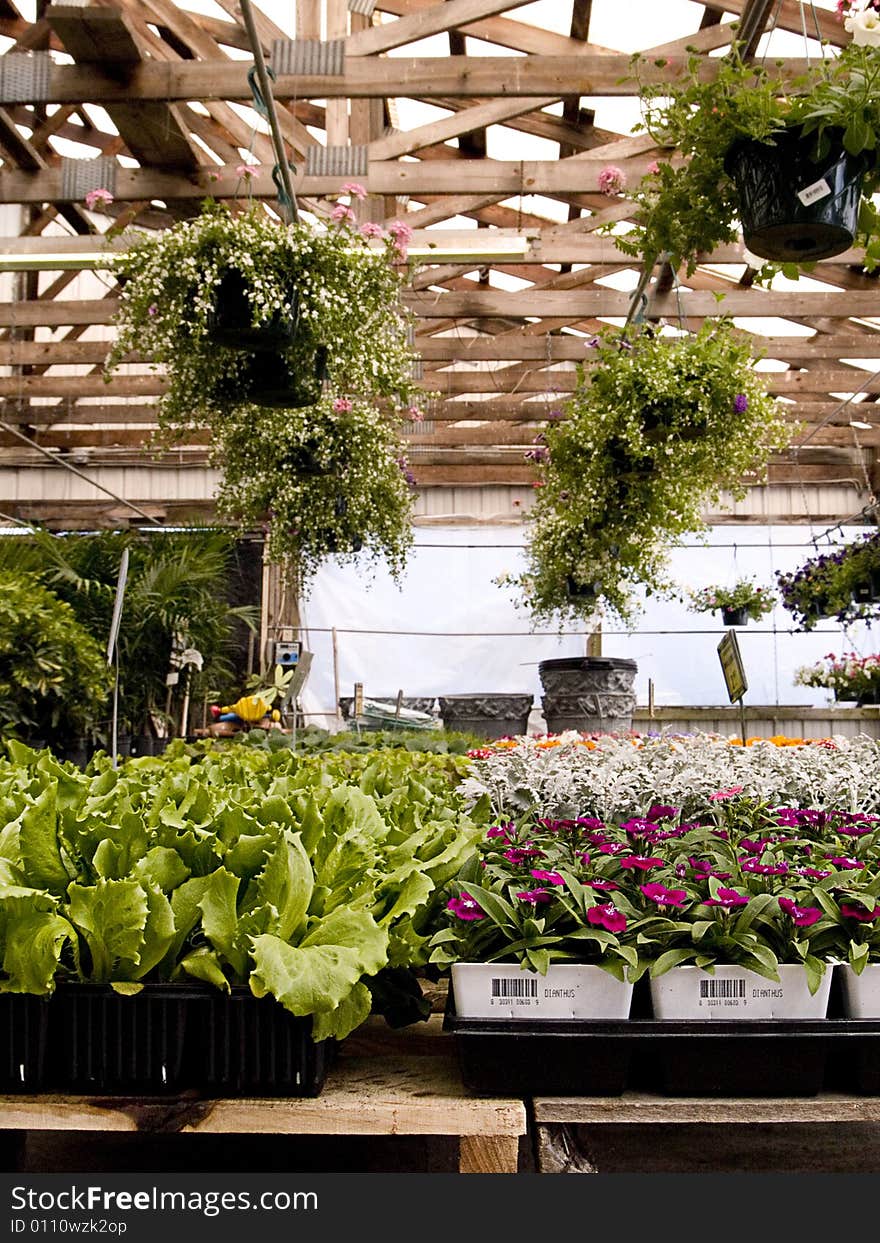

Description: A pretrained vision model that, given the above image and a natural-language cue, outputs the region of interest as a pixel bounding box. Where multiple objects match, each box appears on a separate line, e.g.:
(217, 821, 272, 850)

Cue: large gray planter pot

(539, 657, 637, 734)
(438, 693, 533, 740)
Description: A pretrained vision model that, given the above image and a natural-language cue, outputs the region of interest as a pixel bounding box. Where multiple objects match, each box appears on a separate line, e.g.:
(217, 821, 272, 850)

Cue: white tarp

(297, 524, 873, 727)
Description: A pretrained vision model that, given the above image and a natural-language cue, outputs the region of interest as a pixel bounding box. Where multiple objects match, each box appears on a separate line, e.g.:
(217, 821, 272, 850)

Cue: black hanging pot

(724, 126, 868, 262)
(852, 566, 880, 605)
(208, 268, 299, 352)
(566, 575, 601, 602)
(241, 345, 329, 409)
(720, 606, 749, 627)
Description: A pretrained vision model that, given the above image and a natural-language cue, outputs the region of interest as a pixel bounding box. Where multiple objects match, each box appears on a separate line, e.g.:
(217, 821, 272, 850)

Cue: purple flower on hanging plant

(503, 846, 546, 865)
(741, 858, 789, 876)
(733, 393, 749, 413)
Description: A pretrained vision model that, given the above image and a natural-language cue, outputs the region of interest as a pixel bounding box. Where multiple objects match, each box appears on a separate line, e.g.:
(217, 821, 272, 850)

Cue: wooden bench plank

(534, 1092, 880, 1125)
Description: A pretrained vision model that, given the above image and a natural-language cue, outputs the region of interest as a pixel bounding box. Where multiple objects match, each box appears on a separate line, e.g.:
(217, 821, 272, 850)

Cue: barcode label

(491, 977, 538, 998)
(797, 178, 831, 206)
(700, 978, 746, 999)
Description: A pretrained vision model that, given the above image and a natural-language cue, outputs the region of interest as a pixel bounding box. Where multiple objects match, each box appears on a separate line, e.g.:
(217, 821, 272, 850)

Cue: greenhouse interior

(6, 0, 880, 1200)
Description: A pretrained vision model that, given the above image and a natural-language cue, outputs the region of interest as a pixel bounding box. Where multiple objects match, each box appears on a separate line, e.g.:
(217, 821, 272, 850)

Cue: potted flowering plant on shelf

(616, 9, 880, 276)
(795, 651, 880, 704)
(429, 817, 641, 1020)
(105, 195, 424, 589)
(688, 578, 775, 627)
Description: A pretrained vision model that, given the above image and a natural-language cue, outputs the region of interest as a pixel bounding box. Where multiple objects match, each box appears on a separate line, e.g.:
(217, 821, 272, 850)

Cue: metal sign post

(717, 629, 749, 745)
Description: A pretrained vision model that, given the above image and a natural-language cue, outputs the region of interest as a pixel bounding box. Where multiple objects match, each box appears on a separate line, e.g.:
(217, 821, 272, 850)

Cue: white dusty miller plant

(461, 734, 880, 822)
(106, 199, 424, 588)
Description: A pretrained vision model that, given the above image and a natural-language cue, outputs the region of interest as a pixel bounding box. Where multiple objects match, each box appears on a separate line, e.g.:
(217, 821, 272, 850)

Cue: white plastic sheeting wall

(298, 524, 875, 726)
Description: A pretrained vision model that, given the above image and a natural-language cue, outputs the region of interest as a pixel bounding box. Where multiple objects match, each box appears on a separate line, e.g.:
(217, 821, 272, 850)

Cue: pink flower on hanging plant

(597, 165, 626, 196)
(341, 181, 367, 200)
(359, 222, 385, 239)
(235, 163, 259, 180)
(331, 203, 356, 226)
(332, 397, 353, 413)
(84, 187, 114, 209)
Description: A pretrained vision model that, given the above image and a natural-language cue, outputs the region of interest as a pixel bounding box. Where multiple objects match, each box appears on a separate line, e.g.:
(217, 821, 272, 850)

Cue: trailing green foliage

(617, 40, 880, 276)
(503, 321, 790, 624)
(105, 201, 422, 584)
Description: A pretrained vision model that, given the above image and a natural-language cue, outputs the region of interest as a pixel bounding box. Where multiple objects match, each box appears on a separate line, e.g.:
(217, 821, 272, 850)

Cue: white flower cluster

(461, 733, 880, 820)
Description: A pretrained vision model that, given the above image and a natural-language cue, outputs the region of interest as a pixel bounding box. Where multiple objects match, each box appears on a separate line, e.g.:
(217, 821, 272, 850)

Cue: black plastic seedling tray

(199, 988, 334, 1097)
(445, 1004, 880, 1098)
(0, 994, 50, 1092)
(51, 983, 201, 1094)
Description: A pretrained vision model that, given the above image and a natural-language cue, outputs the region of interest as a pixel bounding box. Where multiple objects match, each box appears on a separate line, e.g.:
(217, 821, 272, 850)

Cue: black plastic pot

(539, 657, 637, 735)
(725, 127, 867, 262)
(240, 344, 329, 409)
(0, 994, 50, 1092)
(51, 983, 200, 1094)
(720, 606, 749, 627)
(128, 735, 169, 758)
(198, 987, 333, 1097)
(208, 269, 299, 352)
(566, 575, 601, 603)
(852, 567, 880, 605)
(56, 738, 94, 769)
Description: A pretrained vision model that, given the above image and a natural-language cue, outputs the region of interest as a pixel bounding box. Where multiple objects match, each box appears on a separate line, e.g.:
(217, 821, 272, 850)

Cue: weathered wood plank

(534, 1093, 880, 1125)
(6, 54, 824, 105)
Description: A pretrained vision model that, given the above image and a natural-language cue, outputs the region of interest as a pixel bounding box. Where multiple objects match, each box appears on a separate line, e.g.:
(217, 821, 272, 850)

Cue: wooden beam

(9, 53, 820, 105)
(346, 0, 538, 56)
(47, 5, 201, 170)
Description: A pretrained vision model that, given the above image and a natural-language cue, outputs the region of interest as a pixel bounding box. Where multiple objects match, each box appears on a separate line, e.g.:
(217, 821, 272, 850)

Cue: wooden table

(533, 1092, 880, 1172)
(0, 1017, 526, 1175)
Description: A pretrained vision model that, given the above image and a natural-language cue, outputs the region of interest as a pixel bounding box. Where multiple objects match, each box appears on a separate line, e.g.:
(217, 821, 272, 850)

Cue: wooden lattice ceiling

(0, 0, 878, 527)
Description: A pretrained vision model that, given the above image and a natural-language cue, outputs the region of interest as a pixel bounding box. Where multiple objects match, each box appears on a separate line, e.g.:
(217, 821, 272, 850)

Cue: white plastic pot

(839, 963, 880, 1018)
(451, 962, 633, 1020)
(649, 963, 832, 1020)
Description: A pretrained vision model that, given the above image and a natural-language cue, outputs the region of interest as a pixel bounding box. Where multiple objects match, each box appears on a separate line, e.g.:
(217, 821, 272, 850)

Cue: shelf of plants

(434, 733, 880, 1097)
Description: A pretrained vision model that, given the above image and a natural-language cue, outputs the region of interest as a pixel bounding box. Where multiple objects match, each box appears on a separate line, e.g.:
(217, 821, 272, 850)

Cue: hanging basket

(720, 606, 749, 627)
(207, 268, 299, 352)
(724, 126, 867, 263)
(852, 567, 880, 606)
(240, 345, 329, 409)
